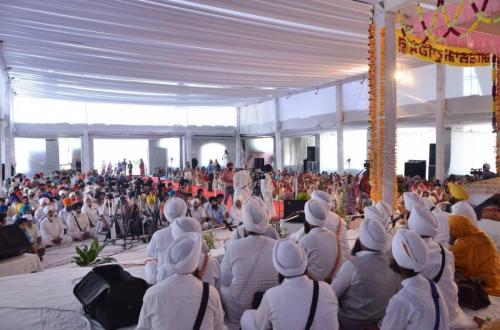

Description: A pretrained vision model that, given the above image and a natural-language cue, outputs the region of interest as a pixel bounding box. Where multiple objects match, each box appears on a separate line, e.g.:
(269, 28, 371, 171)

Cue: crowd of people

(0, 162, 498, 329)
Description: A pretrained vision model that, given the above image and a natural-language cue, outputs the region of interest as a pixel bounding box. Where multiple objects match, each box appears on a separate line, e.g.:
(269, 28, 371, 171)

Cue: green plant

(203, 230, 216, 250)
(296, 192, 310, 201)
(71, 239, 116, 266)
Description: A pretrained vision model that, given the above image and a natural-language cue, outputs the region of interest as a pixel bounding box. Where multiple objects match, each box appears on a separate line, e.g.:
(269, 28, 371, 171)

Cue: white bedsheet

(0, 253, 43, 278)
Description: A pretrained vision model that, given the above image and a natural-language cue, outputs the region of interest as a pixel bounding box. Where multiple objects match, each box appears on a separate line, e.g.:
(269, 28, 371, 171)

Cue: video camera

(470, 168, 483, 176)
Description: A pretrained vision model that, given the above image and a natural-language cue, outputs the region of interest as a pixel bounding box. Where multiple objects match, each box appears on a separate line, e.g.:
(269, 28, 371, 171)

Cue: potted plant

(72, 239, 116, 267)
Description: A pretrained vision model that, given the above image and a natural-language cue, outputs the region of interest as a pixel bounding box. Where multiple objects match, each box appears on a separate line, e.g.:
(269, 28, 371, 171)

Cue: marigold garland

(377, 27, 386, 203)
(368, 23, 378, 201)
(398, 0, 498, 46)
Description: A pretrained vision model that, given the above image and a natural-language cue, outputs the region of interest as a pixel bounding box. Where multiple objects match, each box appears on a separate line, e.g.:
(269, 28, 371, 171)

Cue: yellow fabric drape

(449, 215, 500, 296)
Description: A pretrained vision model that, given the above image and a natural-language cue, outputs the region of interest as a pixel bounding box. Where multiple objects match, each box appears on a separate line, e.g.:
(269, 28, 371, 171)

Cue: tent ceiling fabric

(0, 0, 371, 106)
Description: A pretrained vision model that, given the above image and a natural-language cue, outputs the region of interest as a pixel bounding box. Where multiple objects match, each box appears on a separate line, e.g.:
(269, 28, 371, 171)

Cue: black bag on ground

(455, 272, 491, 310)
(73, 264, 149, 330)
(0, 224, 31, 260)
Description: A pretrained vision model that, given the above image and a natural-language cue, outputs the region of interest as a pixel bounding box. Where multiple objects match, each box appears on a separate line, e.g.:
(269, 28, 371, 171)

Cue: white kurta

(190, 207, 207, 223)
(40, 218, 68, 246)
(233, 170, 252, 204)
(420, 237, 472, 327)
(228, 206, 243, 226)
(145, 226, 174, 284)
(137, 274, 225, 330)
(241, 276, 339, 330)
(298, 227, 338, 281)
(82, 203, 99, 227)
(67, 212, 91, 240)
(290, 212, 350, 264)
(260, 174, 276, 218)
(157, 254, 221, 290)
(220, 235, 278, 322)
(432, 208, 450, 248)
(381, 274, 450, 330)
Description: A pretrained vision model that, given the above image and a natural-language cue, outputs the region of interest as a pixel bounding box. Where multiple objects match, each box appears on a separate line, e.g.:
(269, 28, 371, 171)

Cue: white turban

(304, 199, 327, 227)
(242, 197, 270, 234)
(190, 198, 200, 207)
(58, 190, 67, 197)
(392, 229, 428, 272)
(165, 232, 202, 275)
(451, 201, 478, 225)
(68, 192, 76, 199)
(171, 217, 202, 240)
(403, 192, 422, 213)
(364, 205, 385, 223)
(39, 197, 49, 206)
(311, 190, 332, 209)
(273, 239, 307, 277)
(164, 197, 188, 223)
(24, 214, 33, 221)
(42, 205, 55, 215)
(359, 218, 387, 251)
(375, 201, 392, 219)
(408, 204, 438, 238)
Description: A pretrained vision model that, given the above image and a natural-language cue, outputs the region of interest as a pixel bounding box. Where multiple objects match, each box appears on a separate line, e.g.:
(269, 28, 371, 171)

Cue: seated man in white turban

(419, 196, 451, 247)
(34, 197, 50, 223)
(298, 199, 338, 283)
(40, 208, 71, 247)
(137, 232, 225, 330)
(290, 190, 350, 264)
(189, 198, 208, 226)
(229, 197, 279, 242)
(241, 239, 339, 330)
(145, 197, 187, 284)
(157, 217, 220, 289)
(332, 218, 400, 329)
(381, 229, 449, 330)
(408, 205, 475, 328)
(228, 197, 244, 226)
(220, 197, 279, 323)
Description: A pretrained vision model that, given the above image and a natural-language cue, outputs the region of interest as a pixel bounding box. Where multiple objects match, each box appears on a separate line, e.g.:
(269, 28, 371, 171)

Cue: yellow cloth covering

(449, 215, 500, 296)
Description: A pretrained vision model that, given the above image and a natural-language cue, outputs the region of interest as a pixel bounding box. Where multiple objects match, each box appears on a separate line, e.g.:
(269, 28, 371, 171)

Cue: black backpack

(73, 264, 149, 330)
(0, 224, 31, 260)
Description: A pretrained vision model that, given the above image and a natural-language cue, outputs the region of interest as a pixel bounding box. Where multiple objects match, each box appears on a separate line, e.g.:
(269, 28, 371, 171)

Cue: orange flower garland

(377, 27, 386, 203)
(368, 23, 378, 201)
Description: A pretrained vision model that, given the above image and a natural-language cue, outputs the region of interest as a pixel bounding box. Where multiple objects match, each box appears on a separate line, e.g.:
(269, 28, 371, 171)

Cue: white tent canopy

(0, 0, 372, 105)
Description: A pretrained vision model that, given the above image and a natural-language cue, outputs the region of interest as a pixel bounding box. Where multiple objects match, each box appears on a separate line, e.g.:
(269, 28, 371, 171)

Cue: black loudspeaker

(191, 158, 198, 168)
(73, 264, 149, 330)
(284, 200, 307, 223)
(0, 225, 32, 260)
(307, 146, 316, 161)
(404, 160, 426, 178)
(303, 160, 319, 173)
(254, 158, 265, 170)
(428, 165, 436, 180)
(429, 143, 436, 166)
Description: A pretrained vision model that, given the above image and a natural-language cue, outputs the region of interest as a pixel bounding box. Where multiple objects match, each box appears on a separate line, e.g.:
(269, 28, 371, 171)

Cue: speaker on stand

(428, 143, 436, 180)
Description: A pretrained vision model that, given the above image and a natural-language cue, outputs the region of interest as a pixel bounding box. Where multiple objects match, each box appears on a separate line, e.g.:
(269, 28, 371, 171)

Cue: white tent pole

(235, 106, 241, 168)
(375, 6, 398, 205)
(435, 64, 446, 183)
(274, 98, 283, 170)
(336, 83, 344, 174)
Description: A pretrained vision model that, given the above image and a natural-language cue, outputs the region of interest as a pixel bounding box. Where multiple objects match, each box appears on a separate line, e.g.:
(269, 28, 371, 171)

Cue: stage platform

(0, 224, 499, 330)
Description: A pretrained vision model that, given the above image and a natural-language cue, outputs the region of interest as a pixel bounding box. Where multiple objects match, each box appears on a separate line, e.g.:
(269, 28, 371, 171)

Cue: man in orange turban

(449, 215, 500, 296)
